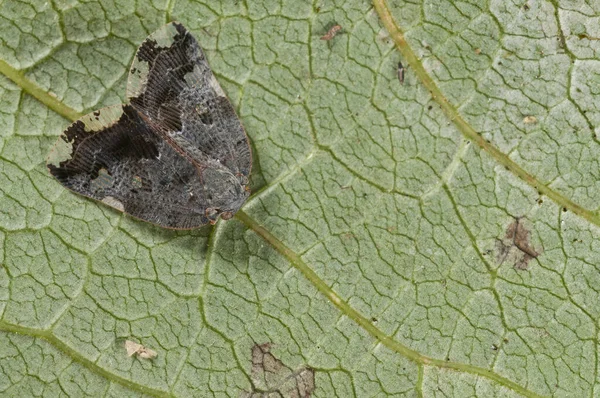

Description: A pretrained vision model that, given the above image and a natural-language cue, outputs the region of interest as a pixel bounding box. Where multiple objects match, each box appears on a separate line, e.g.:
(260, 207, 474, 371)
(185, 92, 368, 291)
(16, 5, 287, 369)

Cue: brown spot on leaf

(496, 218, 541, 270)
(242, 343, 315, 398)
(578, 33, 600, 41)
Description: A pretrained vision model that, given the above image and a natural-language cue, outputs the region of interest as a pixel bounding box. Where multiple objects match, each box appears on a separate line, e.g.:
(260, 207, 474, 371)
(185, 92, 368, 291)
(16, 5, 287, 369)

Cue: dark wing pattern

(47, 23, 252, 229)
(127, 22, 251, 181)
(47, 105, 215, 229)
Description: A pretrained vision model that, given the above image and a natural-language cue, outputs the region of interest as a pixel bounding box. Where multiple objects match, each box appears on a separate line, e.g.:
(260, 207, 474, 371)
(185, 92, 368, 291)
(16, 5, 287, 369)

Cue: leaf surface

(0, 0, 597, 396)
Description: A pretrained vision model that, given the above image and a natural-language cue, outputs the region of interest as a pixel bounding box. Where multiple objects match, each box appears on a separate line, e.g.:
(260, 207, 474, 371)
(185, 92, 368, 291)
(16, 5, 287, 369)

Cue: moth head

(202, 168, 250, 223)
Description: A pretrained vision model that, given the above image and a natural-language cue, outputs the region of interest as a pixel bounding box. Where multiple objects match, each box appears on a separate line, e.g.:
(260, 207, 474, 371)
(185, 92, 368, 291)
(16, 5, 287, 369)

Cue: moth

(320, 24, 342, 41)
(47, 22, 252, 229)
(125, 340, 157, 359)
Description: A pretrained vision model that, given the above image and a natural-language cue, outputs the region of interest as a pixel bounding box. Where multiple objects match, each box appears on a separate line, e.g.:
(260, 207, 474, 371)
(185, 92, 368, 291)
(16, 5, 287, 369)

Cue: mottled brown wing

(47, 104, 213, 229)
(47, 23, 252, 228)
(127, 22, 251, 182)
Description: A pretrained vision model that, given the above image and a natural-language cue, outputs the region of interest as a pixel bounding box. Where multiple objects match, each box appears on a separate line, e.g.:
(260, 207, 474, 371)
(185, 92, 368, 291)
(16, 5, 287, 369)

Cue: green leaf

(0, 0, 596, 396)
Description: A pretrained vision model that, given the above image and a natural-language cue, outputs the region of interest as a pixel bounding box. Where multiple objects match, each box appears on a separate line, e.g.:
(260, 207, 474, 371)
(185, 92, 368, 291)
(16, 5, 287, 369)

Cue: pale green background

(0, 0, 598, 397)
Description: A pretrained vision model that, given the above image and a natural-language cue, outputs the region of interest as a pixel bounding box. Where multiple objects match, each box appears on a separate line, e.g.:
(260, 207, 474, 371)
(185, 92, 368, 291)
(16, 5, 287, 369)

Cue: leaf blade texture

(0, 0, 597, 396)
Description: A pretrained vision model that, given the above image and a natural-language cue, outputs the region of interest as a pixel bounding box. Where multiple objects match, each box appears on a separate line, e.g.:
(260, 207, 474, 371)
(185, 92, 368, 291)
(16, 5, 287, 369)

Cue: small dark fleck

(397, 62, 405, 85)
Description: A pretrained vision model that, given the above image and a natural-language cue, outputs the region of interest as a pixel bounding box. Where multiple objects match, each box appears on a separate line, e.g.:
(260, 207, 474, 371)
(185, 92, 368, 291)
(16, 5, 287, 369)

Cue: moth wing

(47, 104, 213, 229)
(127, 22, 251, 181)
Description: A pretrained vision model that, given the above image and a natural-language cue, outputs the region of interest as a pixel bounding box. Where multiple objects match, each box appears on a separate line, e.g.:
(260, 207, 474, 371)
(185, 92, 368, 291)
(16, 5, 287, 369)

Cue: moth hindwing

(47, 22, 252, 229)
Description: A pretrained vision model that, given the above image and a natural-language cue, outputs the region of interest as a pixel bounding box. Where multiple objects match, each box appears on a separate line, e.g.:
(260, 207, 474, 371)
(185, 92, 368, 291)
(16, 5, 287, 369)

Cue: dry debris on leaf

(320, 24, 342, 41)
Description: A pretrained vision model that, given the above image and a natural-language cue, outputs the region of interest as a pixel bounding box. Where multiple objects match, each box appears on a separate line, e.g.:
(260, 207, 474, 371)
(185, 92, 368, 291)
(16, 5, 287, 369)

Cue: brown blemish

(342, 232, 355, 240)
(243, 343, 315, 398)
(496, 218, 541, 270)
(578, 34, 600, 41)
(397, 61, 405, 85)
